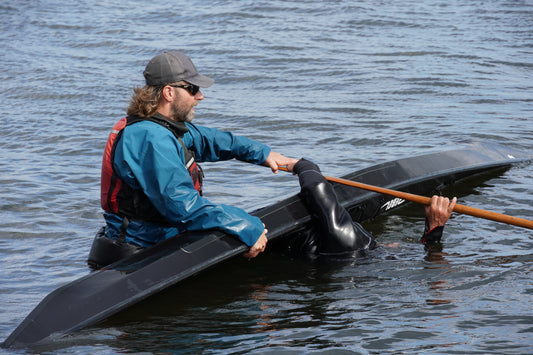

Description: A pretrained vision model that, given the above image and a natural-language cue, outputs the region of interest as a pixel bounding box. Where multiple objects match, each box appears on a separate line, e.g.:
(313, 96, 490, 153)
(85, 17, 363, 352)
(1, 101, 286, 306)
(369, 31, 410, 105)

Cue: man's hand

(243, 228, 268, 258)
(425, 195, 457, 230)
(263, 151, 299, 174)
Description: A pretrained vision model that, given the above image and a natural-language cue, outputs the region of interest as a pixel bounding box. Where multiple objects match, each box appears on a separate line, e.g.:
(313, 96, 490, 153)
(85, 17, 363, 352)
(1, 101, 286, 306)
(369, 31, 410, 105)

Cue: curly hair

(126, 85, 165, 117)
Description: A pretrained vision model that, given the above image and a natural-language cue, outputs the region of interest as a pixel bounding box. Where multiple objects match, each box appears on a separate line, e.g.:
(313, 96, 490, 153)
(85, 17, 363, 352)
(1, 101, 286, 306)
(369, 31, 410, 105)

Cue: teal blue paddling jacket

(103, 115, 270, 248)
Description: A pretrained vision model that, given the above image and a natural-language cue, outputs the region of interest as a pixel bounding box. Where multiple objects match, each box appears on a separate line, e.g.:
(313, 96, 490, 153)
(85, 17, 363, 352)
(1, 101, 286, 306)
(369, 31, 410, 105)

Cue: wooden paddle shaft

(278, 166, 533, 230)
(324, 175, 533, 230)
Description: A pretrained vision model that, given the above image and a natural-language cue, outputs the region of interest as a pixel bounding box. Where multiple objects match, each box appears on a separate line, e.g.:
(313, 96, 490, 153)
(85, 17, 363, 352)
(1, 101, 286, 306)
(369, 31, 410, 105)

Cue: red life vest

(101, 115, 203, 223)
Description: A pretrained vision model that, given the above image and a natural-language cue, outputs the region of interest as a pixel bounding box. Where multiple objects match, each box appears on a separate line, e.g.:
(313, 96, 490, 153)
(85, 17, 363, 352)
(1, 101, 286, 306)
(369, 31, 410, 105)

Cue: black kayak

(2, 141, 530, 348)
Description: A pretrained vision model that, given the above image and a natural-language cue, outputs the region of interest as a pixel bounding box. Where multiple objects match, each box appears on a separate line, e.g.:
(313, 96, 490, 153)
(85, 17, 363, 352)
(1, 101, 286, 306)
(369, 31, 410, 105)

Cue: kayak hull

(2, 141, 530, 348)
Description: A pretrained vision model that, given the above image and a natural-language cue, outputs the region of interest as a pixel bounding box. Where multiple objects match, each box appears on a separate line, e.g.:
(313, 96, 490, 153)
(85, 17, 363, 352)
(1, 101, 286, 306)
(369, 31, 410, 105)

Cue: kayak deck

(2, 141, 530, 348)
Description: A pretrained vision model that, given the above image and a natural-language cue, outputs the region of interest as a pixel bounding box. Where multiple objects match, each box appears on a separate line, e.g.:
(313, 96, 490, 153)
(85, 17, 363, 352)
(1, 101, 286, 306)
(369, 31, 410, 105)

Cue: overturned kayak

(2, 141, 530, 348)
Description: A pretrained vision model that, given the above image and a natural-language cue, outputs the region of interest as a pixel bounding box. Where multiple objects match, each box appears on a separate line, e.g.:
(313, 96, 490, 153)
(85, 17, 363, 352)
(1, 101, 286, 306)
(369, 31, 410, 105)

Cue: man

(284, 159, 456, 259)
(88, 51, 298, 269)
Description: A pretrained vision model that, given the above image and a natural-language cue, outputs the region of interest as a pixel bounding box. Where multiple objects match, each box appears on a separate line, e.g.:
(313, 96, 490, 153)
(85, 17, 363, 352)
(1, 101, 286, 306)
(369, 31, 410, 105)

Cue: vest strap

(118, 216, 130, 243)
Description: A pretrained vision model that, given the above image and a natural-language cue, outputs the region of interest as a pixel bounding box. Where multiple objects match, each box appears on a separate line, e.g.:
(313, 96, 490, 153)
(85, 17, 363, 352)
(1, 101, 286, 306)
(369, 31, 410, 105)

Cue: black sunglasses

(168, 83, 200, 96)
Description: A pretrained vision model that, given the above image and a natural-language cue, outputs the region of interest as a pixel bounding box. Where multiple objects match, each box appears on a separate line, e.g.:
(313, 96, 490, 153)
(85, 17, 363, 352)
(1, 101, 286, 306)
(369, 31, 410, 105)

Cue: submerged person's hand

(285, 160, 298, 173)
(425, 195, 457, 230)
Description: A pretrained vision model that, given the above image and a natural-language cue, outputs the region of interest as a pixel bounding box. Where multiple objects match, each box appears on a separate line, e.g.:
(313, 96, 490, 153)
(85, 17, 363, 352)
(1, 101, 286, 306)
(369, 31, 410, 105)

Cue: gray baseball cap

(143, 51, 214, 88)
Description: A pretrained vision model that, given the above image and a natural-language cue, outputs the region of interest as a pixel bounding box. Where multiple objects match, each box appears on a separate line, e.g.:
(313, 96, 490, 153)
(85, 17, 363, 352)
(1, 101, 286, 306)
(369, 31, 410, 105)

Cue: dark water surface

(1, 0, 532, 354)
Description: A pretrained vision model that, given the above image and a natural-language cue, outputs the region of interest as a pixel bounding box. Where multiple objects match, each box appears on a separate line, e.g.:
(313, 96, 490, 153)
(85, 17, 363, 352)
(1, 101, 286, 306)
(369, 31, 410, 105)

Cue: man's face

(169, 82, 203, 122)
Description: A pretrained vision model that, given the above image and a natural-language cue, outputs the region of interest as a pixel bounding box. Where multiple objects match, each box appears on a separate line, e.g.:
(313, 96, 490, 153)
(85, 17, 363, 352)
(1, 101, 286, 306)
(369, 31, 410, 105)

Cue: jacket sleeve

(183, 123, 271, 164)
(293, 159, 375, 254)
(114, 121, 264, 247)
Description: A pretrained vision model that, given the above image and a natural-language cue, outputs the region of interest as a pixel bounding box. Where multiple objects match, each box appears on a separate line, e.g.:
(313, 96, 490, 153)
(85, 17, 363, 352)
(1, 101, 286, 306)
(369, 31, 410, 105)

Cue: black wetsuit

(290, 159, 444, 258)
(288, 159, 376, 259)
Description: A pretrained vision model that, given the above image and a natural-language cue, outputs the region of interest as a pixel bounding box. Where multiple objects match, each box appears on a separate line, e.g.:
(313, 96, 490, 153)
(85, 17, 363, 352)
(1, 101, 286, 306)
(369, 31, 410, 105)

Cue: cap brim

(186, 74, 214, 88)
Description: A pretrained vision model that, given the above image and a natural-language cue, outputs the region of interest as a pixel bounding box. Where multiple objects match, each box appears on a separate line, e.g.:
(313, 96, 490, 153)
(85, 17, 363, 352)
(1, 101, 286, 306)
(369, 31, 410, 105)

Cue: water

(1, 0, 532, 353)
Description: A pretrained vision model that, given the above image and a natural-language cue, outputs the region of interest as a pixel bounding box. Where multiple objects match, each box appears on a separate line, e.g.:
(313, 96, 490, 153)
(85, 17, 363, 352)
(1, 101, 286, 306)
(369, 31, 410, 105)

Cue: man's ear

(161, 85, 175, 102)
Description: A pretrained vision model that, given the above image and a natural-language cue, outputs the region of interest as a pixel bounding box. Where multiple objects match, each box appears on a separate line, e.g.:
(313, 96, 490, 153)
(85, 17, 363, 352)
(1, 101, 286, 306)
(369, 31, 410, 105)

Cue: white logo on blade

(382, 198, 405, 211)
